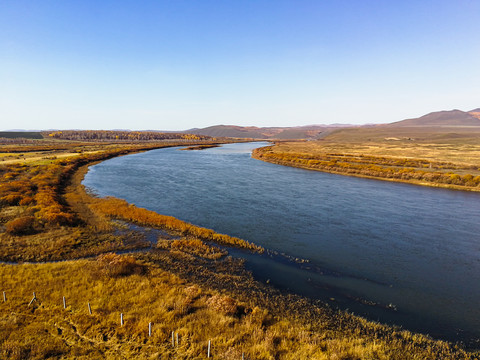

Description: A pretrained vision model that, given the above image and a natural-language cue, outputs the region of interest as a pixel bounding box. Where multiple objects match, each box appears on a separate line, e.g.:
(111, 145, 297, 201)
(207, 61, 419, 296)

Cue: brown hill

(389, 110, 480, 127)
(186, 125, 334, 139)
(469, 109, 480, 120)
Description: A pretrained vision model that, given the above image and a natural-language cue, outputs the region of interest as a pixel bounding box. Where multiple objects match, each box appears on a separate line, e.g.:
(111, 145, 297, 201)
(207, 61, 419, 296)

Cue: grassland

(253, 130, 480, 191)
(0, 136, 478, 359)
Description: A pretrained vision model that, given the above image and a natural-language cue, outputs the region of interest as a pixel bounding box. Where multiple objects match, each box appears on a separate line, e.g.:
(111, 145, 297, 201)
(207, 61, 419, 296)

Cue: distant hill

(389, 110, 480, 127)
(469, 109, 480, 120)
(185, 124, 351, 140)
(323, 107, 480, 143)
(186, 125, 272, 139)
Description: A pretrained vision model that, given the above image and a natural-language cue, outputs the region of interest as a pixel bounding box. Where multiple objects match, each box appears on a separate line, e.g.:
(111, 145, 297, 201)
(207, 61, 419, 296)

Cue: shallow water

(83, 142, 480, 345)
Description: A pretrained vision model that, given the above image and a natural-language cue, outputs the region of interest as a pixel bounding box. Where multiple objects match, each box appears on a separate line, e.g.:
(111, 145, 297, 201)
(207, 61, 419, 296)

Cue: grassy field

(253, 131, 480, 191)
(2, 257, 472, 360)
(275, 135, 480, 166)
(0, 136, 478, 359)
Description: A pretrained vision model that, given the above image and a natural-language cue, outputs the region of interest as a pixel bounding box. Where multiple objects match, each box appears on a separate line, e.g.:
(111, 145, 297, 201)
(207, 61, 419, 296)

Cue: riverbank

(252, 141, 480, 192)
(0, 139, 477, 358)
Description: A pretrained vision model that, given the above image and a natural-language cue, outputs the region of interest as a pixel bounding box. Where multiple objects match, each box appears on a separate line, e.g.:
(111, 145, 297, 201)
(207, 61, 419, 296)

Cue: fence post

(207, 339, 211, 358)
(120, 313, 124, 326)
(2, 291, 5, 302)
(63, 296, 66, 309)
(171, 331, 175, 347)
(148, 322, 152, 337)
(176, 332, 179, 347)
(88, 302, 92, 315)
(28, 292, 36, 306)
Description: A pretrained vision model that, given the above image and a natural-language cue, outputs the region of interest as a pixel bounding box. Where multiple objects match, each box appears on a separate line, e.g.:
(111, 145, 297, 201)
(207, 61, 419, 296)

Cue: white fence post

(28, 292, 36, 306)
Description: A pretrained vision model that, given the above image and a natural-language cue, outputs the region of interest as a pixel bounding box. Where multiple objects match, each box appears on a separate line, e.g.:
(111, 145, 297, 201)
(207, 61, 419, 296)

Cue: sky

(1, 1, 480, 131)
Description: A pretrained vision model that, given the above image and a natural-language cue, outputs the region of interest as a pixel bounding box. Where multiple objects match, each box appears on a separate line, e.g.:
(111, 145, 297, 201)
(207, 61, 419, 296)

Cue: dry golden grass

(254, 139, 480, 191)
(0, 259, 472, 359)
(274, 140, 480, 168)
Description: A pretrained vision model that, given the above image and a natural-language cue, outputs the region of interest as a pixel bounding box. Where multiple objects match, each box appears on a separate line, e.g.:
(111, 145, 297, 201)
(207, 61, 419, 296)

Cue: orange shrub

(5, 216, 36, 235)
(0, 194, 23, 205)
(19, 196, 34, 206)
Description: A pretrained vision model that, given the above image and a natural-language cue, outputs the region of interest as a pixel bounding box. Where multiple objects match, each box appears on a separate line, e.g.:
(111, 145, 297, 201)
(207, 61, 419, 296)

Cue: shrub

(19, 196, 34, 206)
(5, 216, 36, 235)
(184, 285, 202, 299)
(95, 253, 147, 278)
(206, 294, 239, 316)
(0, 194, 22, 206)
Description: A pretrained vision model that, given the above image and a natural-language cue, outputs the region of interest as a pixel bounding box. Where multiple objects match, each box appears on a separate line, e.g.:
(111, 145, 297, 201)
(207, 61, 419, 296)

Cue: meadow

(253, 134, 480, 191)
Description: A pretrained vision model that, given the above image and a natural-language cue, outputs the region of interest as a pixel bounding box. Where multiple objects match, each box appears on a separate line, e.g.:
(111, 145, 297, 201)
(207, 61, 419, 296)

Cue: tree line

(44, 130, 211, 141)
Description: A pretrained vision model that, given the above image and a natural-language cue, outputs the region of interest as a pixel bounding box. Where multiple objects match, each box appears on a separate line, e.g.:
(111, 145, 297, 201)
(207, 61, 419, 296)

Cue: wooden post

(120, 313, 124, 326)
(148, 322, 152, 337)
(171, 331, 175, 347)
(176, 332, 179, 347)
(2, 291, 5, 302)
(28, 292, 37, 306)
(63, 296, 66, 309)
(88, 302, 92, 315)
(207, 340, 211, 358)
(242, 352, 245, 360)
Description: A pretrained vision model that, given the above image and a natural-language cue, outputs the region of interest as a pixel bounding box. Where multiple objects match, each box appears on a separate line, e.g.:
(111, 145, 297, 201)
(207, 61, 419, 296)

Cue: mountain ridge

(389, 109, 480, 127)
(184, 124, 357, 140)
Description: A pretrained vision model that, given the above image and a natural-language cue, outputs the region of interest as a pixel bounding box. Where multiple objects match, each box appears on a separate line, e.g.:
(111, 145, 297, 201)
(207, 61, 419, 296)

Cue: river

(83, 142, 480, 345)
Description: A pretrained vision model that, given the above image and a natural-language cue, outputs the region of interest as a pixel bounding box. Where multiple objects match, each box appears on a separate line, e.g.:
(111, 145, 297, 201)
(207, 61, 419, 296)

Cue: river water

(83, 142, 480, 345)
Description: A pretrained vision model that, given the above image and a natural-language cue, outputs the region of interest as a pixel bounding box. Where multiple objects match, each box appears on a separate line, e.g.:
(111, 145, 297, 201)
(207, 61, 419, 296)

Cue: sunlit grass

(253, 140, 480, 191)
(1, 259, 471, 359)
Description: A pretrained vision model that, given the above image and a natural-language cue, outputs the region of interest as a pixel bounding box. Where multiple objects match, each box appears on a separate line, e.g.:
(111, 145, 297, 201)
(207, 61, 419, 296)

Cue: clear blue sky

(1, 1, 479, 131)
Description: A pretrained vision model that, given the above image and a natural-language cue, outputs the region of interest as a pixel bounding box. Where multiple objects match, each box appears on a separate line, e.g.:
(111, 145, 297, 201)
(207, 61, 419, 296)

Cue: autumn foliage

(0, 142, 215, 236)
(45, 130, 210, 141)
